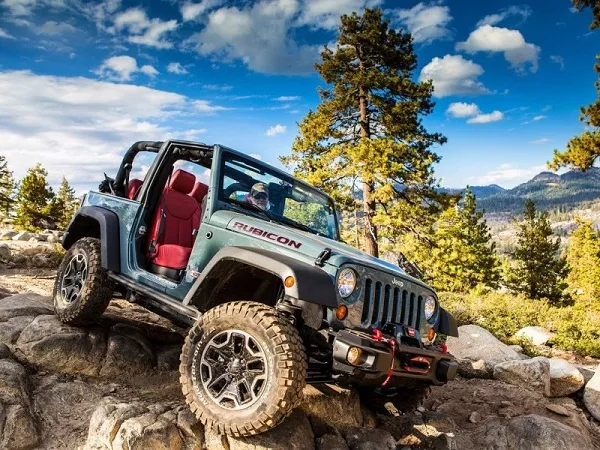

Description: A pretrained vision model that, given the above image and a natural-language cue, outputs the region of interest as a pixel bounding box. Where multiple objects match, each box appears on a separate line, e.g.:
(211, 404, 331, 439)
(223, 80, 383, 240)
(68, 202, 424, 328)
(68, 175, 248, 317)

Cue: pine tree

(281, 8, 448, 257)
(506, 200, 569, 302)
(417, 187, 500, 293)
(549, 0, 600, 170)
(50, 177, 78, 229)
(0, 155, 15, 216)
(14, 163, 55, 231)
(566, 219, 600, 303)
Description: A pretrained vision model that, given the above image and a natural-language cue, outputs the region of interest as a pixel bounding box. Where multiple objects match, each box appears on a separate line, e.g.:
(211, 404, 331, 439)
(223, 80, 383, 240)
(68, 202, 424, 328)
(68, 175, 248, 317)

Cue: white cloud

(296, 0, 383, 30)
(181, 0, 224, 21)
(188, 1, 321, 74)
(456, 25, 540, 73)
(1, 0, 37, 16)
(550, 55, 564, 70)
(533, 115, 546, 121)
(476, 5, 531, 27)
(471, 163, 546, 186)
(37, 20, 78, 35)
(113, 7, 178, 49)
(446, 102, 480, 118)
(167, 62, 188, 74)
(467, 110, 504, 124)
(94, 56, 158, 82)
(419, 54, 489, 97)
(529, 138, 551, 144)
(179, 128, 207, 140)
(203, 84, 233, 91)
(266, 124, 286, 136)
(274, 96, 300, 101)
(192, 99, 229, 114)
(0, 28, 16, 40)
(395, 2, 452, 44)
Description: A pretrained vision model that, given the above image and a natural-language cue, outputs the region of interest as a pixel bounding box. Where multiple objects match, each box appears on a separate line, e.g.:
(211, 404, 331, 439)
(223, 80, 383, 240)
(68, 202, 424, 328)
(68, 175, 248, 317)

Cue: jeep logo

(392, 278, 404, 287)
(232, 222, 303, 249)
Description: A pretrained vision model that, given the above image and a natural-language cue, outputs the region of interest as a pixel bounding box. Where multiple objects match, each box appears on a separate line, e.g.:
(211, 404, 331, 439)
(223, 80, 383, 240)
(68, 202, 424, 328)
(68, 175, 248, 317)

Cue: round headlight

(424, 295, 437, 321)
(337, 268, 357, 298)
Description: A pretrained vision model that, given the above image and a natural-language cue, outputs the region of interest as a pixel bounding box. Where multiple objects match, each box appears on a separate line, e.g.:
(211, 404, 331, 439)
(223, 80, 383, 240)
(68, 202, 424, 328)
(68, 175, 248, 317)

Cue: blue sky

(0, 0, 598, 192)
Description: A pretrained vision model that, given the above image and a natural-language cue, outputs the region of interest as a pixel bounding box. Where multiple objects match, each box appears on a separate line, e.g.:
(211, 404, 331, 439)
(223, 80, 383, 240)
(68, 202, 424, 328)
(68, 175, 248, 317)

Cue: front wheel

(179, 301, 307, 437)
(53, 237, 114, 325)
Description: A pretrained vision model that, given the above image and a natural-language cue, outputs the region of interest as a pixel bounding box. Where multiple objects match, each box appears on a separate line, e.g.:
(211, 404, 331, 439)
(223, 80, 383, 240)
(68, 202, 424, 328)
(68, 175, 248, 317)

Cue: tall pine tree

(282, 8, 447, 257)
(50, 177, 78, 229)
(566, 219, 600, 303)
(506, 200, 569, 303)
(14, 163, 55, 231)
(0, 155, 15, 216)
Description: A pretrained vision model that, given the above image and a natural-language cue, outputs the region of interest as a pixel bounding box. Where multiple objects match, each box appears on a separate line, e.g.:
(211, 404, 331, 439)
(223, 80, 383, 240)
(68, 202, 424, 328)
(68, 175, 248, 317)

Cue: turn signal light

(336, 305, 348, 320)
(284, 276, 295, 288)
(347, 346, 363, 365)
(428, 328, 436, 341)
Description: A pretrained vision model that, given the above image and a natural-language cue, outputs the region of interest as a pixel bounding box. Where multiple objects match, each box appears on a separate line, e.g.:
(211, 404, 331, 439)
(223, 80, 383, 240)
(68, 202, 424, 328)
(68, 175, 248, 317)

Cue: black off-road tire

(53, 237, 114, 325)
(179, 301, 307, 437)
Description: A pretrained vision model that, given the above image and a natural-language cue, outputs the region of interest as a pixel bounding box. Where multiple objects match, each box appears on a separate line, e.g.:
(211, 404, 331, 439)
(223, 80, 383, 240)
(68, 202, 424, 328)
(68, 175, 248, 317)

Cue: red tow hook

(371, 328, 397, 387)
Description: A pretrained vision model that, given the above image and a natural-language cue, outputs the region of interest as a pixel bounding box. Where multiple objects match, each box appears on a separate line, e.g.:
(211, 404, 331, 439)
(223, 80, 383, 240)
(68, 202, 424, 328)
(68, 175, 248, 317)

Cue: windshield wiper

(276, 215, 319, 235)
(226, 198, 278, 223)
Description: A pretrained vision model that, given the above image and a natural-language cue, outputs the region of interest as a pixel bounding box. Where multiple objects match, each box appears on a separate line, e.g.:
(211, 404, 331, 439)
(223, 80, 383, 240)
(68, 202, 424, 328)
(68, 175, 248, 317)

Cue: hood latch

(315, 248, 332, 267)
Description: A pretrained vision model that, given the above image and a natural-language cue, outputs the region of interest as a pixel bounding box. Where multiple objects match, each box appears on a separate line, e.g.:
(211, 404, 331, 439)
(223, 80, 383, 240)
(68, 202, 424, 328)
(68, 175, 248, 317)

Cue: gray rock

(0, 316, 36, 348)
(0, 244, 10, 260)
(343, 427, 396, 450)
(469, 411, 481, 423)
(493, 357, 551, 397)
(0, 231, 17, 240)
(583, 363, 600, 421)
(156, 345, 181, 372)
(29, 234, 47, 242)
(31, 253, 50, 267)
(457, 358, 493, 378)
(46, 233, 59, 243)
(0, 293, 52, 321)
(432, 433, 457, 450)
(317, 434, 349, 450)
(11, 232, 31, 241)
(100, 324, 155, 377)
(545, 403, 570, 417)
(301, 384, 363, 433)
(0, 343, 13, 359)
(508, 344, 524, 353)
(548, 358, 584, 397)
(446, 325, 521, 375)
(574, 365, 596, 384)
(514, 326, 555, 346)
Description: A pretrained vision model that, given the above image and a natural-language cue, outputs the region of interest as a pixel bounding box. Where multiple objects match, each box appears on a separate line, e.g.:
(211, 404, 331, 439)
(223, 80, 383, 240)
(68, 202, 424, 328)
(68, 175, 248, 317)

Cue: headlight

(424, 295, 437, 321)
(337, 268, 357, 298)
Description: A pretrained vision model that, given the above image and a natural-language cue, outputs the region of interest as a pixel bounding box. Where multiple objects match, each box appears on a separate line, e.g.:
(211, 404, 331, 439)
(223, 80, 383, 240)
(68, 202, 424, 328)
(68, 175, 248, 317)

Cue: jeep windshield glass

(219, 152, 340, 240)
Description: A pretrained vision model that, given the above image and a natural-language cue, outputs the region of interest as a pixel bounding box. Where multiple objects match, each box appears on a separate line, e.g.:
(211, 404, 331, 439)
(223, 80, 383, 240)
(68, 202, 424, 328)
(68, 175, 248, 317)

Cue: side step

(108, 273, 201, 327)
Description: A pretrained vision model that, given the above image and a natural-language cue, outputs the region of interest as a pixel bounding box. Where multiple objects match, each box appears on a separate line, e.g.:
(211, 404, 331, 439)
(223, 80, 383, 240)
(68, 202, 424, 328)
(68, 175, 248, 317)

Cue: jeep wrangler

(53, 140, 458, 437)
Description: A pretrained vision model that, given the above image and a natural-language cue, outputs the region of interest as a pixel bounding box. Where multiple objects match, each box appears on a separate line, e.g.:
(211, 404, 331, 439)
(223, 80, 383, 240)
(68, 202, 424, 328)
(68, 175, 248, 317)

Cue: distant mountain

(446, 168, 600, 213)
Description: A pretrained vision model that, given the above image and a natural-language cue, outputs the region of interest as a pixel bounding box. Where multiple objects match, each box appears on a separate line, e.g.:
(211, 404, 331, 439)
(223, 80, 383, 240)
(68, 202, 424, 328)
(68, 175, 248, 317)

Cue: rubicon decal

(232, 222, 303, 249)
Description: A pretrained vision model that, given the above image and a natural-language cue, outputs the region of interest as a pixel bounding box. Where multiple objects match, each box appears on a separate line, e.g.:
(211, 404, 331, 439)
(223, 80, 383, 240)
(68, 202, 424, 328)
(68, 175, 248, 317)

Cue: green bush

(439, 291, 600, 358)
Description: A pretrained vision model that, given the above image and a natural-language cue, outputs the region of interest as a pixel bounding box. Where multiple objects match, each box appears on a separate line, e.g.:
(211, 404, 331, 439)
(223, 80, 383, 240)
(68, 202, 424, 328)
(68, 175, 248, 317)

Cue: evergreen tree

(0, 155, 15, 216)
(14, 163, 55, 231)
(51, 177, 78, 229)
(549, 0, 600, 170)
(506, 200, 569, 303)
(417, 188, 500, 292)
(566, 219, 600, 303)
(281, 8, 447, 257)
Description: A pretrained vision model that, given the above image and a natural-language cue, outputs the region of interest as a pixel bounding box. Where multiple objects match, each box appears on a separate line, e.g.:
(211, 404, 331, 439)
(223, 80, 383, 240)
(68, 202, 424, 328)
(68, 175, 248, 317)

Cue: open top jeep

(54, 140, 458, 437)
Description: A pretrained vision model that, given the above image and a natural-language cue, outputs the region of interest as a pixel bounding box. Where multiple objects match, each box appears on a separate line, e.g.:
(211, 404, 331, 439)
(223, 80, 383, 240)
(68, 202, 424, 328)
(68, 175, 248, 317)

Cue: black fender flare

(436, 307, 459, 337)
(183, 246, 338, 321)
(62, 206, 121, 273)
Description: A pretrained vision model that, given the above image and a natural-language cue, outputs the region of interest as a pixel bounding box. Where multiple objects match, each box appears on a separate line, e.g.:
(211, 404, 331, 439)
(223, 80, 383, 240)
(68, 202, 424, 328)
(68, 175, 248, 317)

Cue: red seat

(147, 169, 200, 273)
(127, 179, 143, 200)
(190, 182, 208, 205)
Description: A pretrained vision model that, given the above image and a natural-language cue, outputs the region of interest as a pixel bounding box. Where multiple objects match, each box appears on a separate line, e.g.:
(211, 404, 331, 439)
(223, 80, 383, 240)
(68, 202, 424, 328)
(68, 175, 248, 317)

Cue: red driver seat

(127, 179, 143, 200)
(147, 169, 200, 277)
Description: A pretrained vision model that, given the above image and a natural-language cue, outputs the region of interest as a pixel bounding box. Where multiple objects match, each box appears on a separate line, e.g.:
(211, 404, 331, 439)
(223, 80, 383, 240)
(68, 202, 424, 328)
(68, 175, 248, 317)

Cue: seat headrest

(190, 182, 209, 202)
(169, 169, 195, 194)
(127, 179, 143, 199)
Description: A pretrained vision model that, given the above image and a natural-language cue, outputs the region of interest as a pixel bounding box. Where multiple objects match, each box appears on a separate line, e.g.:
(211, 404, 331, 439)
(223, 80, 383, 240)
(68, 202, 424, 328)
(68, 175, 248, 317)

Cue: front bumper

(331, 329, 458, 386)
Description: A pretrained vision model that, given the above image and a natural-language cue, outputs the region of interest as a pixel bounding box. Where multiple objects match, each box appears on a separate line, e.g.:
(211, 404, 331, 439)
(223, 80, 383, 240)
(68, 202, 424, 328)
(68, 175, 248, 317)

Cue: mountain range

(443, 167, 600, 213)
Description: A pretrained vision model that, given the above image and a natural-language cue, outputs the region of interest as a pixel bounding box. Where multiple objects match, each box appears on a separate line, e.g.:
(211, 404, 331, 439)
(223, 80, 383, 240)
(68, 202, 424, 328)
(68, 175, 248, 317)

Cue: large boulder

(583, 364, 600, 421)
(493, 357, 551, 397)
(301, 385, 363, 436)
(446, 325, 521, 377)
(472, 414, 593, 449)
(0, 231, 17, 240)
(0, 244, 10, 260)
(11, 232, 31, 241)
(100, 324, 155, 377)
(548, 358, 585, 397)
(514, 326, 555, 346)
(0, 293, 53, 321)
(342, 427, 396, 450)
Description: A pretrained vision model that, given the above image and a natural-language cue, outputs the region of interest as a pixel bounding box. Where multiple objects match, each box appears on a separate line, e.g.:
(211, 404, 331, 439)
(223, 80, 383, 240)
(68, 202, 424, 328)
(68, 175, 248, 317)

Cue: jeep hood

(221, 211, 429, 289)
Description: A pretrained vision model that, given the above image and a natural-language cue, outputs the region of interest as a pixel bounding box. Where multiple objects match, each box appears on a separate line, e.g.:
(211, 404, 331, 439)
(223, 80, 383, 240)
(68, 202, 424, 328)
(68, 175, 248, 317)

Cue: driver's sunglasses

(252, 192, 268, 200)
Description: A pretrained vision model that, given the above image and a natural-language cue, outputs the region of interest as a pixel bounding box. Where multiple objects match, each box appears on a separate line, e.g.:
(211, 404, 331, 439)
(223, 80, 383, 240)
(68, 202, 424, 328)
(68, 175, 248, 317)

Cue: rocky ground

(0, 235, 599, 449)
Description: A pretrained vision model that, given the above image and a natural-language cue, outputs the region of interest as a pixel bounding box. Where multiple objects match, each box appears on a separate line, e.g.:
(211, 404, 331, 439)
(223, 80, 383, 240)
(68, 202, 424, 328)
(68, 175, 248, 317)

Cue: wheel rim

(60, 254, 88, 303)
(196, 330, 268, 411)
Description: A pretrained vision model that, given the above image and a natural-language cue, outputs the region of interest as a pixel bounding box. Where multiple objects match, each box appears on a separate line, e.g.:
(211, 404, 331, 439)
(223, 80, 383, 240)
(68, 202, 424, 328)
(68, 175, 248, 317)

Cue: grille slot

(360, 277, 423, 330)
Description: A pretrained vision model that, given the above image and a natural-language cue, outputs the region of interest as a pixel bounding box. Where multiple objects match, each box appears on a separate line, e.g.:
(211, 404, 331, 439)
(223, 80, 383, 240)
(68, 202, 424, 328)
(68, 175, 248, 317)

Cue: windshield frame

(216, 149, 341, 240)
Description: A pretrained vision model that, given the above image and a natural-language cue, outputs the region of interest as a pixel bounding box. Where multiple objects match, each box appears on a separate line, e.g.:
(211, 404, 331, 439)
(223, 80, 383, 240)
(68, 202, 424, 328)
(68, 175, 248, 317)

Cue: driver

(245, 182, 270, 210)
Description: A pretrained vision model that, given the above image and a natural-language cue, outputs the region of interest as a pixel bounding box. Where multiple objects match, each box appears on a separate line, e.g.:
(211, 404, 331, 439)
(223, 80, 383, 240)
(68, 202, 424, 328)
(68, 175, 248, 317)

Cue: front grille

(360, 278, 423, 330)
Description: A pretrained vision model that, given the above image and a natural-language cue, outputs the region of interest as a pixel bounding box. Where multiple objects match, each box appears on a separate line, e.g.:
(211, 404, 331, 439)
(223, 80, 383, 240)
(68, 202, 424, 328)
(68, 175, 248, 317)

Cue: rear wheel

(179, 301, 307, 437)
(53, 237, 114, 325)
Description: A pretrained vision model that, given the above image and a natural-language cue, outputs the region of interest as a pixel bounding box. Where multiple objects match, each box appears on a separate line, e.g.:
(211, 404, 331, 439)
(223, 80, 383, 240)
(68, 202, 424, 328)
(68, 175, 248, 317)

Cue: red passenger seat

(190, 182, 208, 205)
(147, 169, 200, 276)
(127, 179, 143, 200)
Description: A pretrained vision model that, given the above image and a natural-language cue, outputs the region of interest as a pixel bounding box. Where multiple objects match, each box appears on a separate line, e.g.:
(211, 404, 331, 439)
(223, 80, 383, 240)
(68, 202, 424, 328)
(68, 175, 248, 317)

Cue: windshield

(218, 152, 340, 240)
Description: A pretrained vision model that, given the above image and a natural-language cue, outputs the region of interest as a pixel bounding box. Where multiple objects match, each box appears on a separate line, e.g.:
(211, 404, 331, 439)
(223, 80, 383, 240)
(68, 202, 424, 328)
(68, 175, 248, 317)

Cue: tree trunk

(359, 80, 379, 257)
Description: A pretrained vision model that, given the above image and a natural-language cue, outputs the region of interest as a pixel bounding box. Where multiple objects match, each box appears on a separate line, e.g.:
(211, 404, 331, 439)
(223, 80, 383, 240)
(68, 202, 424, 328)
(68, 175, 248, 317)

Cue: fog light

(347, 346, 363, 365)
(428, 328, 436, 341)
(284, 276, 295, 288)
(336, 305, 348, 320)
